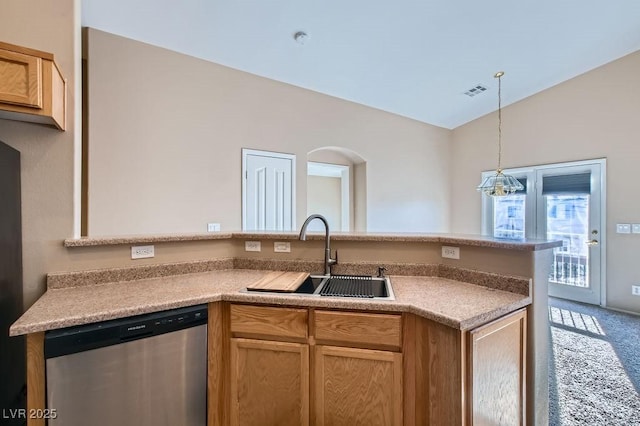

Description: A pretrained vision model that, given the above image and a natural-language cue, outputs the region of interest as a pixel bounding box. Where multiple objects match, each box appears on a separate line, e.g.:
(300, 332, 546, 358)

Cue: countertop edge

(64, 232, 562, 251)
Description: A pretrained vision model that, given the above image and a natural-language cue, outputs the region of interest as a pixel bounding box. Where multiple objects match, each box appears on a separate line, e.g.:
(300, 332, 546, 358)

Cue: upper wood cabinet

(0, 41, 66, 130)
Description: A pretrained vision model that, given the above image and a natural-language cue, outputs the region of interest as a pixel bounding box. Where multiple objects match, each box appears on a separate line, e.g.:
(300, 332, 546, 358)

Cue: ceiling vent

(464, 85, 488, 97)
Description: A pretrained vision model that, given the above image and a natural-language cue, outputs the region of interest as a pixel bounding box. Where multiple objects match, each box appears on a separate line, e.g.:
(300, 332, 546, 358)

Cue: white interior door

(242, 149, 295, 231)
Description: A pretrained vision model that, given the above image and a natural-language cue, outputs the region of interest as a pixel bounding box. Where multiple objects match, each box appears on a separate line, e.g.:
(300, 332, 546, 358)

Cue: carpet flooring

(549, 297, 640, 425)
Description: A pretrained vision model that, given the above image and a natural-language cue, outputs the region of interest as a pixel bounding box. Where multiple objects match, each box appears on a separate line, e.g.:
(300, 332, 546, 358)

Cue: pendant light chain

(476, 70, 524, 197)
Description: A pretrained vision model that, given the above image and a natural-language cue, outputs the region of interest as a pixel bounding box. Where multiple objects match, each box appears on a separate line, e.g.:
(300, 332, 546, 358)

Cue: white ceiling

(82, 0, 640, 129)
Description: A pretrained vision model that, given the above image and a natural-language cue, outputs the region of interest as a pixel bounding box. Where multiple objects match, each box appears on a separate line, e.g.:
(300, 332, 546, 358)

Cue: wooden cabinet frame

(403, 308, 527, 425)
(0, 41, 66, 130)
(467, 309, 527, 425)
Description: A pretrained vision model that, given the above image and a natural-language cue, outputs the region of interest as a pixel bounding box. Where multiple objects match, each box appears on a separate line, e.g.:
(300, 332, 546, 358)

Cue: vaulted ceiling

(82, 0, 640, 129)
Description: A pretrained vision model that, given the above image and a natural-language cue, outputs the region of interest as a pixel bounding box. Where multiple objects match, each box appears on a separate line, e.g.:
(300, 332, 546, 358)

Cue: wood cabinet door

(0, 41, 66, 130)
(315, 345, 403, 426)
(230, 338, 309, 426)
(0, 48, 42, 108)
(468, 309, 527, 426)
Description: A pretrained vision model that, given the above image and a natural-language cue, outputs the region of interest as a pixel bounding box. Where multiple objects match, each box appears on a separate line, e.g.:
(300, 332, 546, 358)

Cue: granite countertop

(64, 231, 562, 250)
(10, 269, 530, 336)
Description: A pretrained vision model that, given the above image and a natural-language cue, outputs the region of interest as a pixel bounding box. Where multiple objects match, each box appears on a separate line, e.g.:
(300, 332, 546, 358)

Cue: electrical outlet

(442, 246, 460, 259)
(207, 223, 221, 232)
(616, 224, 631, 234)
(632, 224, 640, 234)
(274, 242, 291, 253)
(632, 285, 640, 296)
(131, 245, 154, 259)
(245, 241, 261, 252)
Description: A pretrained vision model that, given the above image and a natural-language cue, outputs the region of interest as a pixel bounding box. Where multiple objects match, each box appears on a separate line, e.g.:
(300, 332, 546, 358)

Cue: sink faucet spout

(299, 214, 337, 275)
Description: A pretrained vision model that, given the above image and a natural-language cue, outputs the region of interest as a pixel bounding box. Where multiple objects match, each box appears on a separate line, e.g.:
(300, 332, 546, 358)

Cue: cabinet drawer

(314, 310, 402, 349)
(230, 304, 308, 339)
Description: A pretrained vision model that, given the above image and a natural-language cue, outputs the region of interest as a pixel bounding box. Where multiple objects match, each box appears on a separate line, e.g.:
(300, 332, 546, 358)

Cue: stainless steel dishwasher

(44, 304, 208, 426)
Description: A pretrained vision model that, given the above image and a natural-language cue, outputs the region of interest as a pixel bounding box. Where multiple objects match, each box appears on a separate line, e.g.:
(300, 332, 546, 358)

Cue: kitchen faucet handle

(377, 266, 387, 278)
(328, 250, 338, 275)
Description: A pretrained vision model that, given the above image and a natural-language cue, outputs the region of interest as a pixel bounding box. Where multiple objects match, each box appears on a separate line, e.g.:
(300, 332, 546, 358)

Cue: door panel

(242, 149, 295, 231)
(537, 164, 602, 305)
(230, 338, 309, 426)
(314, 345, 403, 426)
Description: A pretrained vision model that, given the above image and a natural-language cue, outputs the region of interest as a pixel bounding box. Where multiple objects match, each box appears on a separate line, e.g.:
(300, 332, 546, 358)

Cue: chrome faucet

(298, 214, 337, 275)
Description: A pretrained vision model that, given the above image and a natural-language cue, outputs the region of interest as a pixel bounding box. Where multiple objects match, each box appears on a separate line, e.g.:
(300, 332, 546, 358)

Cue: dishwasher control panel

(45, 304, 208, 359)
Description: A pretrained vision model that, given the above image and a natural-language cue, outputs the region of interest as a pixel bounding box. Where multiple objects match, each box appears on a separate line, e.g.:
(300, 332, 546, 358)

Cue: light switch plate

(632, 224, 640, 234)
(616, 224, 631, 234)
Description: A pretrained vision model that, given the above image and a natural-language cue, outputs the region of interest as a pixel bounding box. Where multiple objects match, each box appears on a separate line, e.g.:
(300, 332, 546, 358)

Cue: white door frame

(481, 158, 607, 306)
(307, 161, 350, 232)
(242, 148, 296, 231)
(536, 161, 605, 306)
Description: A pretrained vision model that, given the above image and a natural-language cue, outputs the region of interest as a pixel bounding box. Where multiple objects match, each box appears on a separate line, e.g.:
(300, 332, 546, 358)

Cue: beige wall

(85, 29, 451, 236)
(451, 50, 640, 313)
(0, 0, 79, 308)
(307, 176, 342, 231)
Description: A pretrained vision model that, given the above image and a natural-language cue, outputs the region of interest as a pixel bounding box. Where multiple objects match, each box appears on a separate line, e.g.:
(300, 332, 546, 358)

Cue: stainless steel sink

(247, 274, 395, 301)
(292, 275, 327, 294)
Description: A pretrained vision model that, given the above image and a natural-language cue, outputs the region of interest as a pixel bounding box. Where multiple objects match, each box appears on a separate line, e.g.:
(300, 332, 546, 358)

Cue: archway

(306, 147, 367, 232)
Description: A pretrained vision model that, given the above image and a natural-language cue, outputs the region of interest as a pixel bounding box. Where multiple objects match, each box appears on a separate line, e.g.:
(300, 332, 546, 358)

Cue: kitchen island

(11, 232, 560, 425)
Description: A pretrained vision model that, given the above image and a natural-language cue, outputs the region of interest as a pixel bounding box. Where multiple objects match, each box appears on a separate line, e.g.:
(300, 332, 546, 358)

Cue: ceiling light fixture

(476, 71, 524, 197)
(293, 31, 309, 45)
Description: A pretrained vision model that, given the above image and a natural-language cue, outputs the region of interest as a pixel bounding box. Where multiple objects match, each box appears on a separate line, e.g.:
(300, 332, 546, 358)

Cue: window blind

(542, 173, 591, 195)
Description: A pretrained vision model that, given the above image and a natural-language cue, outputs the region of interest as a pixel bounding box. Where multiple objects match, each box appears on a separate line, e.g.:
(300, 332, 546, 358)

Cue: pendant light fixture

(477, 71, 524, 196)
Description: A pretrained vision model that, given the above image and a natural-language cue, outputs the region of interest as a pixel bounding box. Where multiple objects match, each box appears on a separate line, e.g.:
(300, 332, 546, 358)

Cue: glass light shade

(477, 169, 524, 196)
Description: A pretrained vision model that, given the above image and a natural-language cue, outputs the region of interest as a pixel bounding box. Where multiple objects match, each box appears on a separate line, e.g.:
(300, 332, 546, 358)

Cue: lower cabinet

(230, 338, 309, 426)
(410, 307, 528, 425)
(468, 308, 527, 425)
(227, 304, 403, 426)
(315, 345, 403, 426)
(223, 303, 527, 426)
